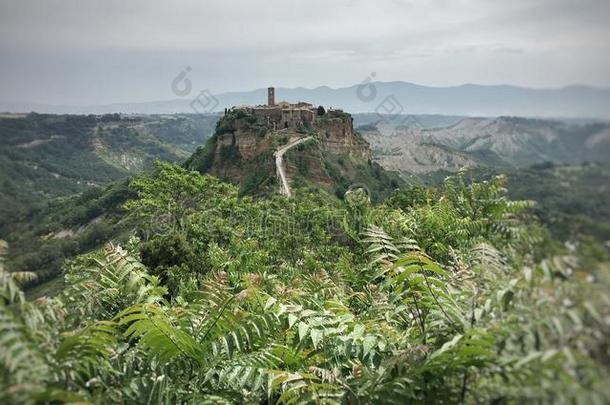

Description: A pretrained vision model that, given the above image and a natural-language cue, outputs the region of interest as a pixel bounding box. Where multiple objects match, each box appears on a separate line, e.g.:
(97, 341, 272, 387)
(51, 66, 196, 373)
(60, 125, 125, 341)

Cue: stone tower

(268, 86, 275, 106)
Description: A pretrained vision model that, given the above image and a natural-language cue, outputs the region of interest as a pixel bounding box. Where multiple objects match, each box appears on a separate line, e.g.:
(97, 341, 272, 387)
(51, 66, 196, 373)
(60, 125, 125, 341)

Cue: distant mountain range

(2, 82, 610, 119)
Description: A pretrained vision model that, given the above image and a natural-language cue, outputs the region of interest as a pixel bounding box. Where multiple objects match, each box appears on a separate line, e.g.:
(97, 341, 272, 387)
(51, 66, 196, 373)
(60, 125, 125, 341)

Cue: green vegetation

(397, 162, 610, 243)
(322, 153, 401, 202)
(1, 163, 608, 403)
(238, 152, 277, 197)
(1, 180, 135, 292)
(280, 138, 401, 203)
(145, 114, 218, 151)
(506, 163, 610, 241)
(219, 143, 241, 162)
(0, 113, 120, 225)
(0, 113, 218, 226)
(187, 108, 274, 172)
(184, 135, 218, 173)
(324, 109, 352, 120)
(215, 109, 260, 136)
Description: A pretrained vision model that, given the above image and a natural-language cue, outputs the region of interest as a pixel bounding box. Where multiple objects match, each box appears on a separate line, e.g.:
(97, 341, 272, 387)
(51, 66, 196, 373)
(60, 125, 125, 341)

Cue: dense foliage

(1, 180, 134, 293)
(1, 163, 608, 404)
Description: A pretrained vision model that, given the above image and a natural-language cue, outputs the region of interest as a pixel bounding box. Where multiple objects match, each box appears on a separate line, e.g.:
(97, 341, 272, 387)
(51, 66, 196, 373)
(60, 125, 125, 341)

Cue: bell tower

(268, 86, 275, 106)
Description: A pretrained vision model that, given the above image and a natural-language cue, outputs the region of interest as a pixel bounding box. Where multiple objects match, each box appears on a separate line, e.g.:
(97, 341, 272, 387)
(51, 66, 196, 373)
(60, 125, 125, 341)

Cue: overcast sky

(1, 0, 609, 105)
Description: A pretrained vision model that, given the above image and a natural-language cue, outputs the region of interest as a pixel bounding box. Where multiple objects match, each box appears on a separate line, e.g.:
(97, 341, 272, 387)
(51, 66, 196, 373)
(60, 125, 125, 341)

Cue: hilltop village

(186, 87, 398, 199)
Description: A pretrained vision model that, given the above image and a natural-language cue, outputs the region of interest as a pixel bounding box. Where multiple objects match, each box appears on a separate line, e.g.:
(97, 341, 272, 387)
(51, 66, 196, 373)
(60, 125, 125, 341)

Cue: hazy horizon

(3, 81, 610, 108)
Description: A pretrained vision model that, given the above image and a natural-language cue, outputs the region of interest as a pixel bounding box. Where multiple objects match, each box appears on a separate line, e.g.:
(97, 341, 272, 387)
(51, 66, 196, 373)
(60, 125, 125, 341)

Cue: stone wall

(251, 106, 315, 130)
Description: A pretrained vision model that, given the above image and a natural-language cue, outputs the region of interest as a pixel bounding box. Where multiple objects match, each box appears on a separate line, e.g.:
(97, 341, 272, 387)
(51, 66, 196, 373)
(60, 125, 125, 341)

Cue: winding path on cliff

(274, 136, 313, 197)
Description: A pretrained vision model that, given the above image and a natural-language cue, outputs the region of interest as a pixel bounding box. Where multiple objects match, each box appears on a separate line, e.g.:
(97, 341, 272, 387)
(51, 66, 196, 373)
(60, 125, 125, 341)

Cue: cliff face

(185, 107, 398, 199)
(314, 112, 370, 158)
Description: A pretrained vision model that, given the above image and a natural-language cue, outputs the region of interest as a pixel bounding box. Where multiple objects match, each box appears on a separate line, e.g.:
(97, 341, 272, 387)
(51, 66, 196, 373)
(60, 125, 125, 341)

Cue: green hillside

(394, 163, 610, 242)
(186, 107, 402, 202)
(506, 163, 610, 241)
(0, 112, 217, 227)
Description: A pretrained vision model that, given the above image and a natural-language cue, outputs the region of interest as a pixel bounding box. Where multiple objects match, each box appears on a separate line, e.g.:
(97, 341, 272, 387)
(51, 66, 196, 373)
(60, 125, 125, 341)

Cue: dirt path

(274, 136, 313, 197)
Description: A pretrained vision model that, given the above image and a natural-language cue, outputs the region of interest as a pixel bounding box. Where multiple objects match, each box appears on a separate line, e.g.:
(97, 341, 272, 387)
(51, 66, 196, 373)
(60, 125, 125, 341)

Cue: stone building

(224, 87, 368, 158)
(247, 87, 318, 130)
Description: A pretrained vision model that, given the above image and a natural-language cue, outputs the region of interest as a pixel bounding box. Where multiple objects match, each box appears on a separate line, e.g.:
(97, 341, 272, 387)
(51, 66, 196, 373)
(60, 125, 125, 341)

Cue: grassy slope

(286, 139, 401, 202)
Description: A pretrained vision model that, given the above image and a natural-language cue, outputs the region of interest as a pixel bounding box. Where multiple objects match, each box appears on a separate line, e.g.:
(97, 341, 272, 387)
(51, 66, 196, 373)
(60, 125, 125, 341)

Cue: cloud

(0, 0, 608, 104)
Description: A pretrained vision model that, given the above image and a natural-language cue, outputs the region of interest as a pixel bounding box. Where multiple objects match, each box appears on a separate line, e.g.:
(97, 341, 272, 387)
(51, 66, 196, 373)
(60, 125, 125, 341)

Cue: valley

(0, 113, 217, 226)
(358, 115, 610, 177)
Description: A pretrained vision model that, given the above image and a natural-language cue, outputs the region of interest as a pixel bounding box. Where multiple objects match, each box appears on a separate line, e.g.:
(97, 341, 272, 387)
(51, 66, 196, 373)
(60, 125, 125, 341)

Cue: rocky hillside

(186, 107, 400, 200)
(360, 116, 610, 176)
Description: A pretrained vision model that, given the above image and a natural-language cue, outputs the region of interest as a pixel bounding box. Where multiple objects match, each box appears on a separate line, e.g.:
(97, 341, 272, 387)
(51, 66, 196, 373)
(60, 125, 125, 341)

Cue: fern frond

(56, 320, 118, 362)
(468, 243, 506, 275)
(0, 303, 49, 401)
(0, 264, 24, 304)
(362, 225, 400, 268)
(271, 370, 345, 405)
(209, 312, 282, 358)
(116, 303, 203, 364)
(61, 243, 167, 322)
